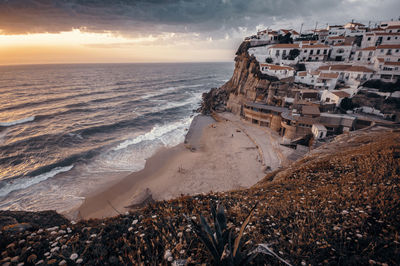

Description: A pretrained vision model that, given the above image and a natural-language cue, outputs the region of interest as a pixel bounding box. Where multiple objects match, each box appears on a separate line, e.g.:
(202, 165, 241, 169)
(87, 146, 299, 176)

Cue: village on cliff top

(208, 18, 400, 147)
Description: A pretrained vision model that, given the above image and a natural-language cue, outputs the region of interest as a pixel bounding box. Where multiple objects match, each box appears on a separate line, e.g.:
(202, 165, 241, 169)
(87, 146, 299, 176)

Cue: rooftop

(245, 102, 288, 113)
(331, 91, 350, 98)
(260, 64, 294, 71)
(270, 43, 300, 49)
(319, 72, 339, 79)
(376, 44, 400, 49)
(302, 105, 321, 116)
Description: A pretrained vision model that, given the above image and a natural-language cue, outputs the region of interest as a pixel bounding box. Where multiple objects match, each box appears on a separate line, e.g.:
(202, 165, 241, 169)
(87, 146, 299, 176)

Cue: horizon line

(0, 61, 233, 67)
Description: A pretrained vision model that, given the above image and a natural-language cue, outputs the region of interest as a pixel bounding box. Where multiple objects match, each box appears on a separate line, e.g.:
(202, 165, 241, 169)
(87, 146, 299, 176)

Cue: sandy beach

(76, 113, 293, 219)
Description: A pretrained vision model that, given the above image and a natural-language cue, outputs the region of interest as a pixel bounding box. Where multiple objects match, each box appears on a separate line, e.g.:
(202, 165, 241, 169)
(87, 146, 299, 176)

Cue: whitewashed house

(312, 124, 328, 139)
(295, 71, 321, 86)
(374, 59, 400, 82)
(328, 25, 346, 37)
(321, 90, 350, 106)
(330, 43, 353, 61)
(318, 65, 375, 86)
(316, 73, 340, 90)
(259, 64, 295, 79)
(354, 47, 376, 63)
(374, 44, 400, 62)
(295, 71, 338, 90)
(361, 32, 400, 48)
(326, 36, 346, 46)
(313, 29, 329, 41)
(300, 44, 330, 61)
(266, 43, 300, 63)
(384, 25, 400, 33)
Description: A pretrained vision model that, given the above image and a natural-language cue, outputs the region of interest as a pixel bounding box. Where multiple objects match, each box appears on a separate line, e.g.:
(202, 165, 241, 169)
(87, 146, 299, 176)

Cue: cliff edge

(198, 42, 281, 115)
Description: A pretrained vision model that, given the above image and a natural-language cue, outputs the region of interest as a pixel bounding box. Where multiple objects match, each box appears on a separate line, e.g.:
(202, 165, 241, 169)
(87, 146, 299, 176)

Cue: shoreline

(74, 113, 294, 220)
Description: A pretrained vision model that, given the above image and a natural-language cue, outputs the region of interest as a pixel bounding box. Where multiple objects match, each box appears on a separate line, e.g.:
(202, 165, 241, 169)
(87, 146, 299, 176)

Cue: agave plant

(188, 202, 292, 266)
(188, 202, 258, 265)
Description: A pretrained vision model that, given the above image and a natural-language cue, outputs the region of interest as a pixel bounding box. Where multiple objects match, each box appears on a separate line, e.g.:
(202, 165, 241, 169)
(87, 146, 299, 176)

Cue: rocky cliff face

(198, 42, 280, 115)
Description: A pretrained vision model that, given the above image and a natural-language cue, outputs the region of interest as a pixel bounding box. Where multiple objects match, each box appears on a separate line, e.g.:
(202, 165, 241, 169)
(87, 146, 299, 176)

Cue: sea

(0, 62, 233, 213)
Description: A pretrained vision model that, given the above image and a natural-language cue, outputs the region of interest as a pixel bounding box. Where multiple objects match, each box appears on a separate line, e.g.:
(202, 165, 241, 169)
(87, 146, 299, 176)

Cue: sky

(0, 0, 399, 65)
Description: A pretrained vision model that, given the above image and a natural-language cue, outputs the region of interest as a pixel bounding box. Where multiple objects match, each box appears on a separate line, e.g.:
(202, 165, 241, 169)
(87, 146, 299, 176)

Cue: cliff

(199, 42, 285, 115)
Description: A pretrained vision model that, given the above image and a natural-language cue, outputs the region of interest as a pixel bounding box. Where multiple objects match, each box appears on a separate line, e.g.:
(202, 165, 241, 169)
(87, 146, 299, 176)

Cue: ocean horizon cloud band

(0, 0, 399, 39)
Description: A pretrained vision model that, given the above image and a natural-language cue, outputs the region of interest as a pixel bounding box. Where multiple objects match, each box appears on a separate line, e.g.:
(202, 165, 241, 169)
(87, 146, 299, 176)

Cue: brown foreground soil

(1, 127, 399, 265)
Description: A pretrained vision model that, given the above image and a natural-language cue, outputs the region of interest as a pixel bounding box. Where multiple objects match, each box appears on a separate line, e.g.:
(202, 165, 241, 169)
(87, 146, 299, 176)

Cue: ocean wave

(113, 116, 193, 151)
(0, 116, 35, 127)
(0, 165, 74, 198)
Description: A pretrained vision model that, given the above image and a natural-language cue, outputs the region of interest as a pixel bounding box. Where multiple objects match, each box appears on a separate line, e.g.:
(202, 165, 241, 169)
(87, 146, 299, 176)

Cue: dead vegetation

(1, 129, 399, 265)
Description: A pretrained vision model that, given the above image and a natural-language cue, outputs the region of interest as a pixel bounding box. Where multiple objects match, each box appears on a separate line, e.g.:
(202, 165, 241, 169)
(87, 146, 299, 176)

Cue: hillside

(1, 127, 399, 265)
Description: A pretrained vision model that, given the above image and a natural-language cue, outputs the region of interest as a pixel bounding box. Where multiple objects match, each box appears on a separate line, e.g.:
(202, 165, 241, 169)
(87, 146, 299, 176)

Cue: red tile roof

(302, 44, 330, 49)
(260, 64, 294, 71)
(386, 25, 400, 29)
(331, 91, 350, 98)
(329, 36, 346, 39)
(360, 47, 376, 51)
(270, 44, 300, 49)
(318, 65, 374, 73)
(319, 73, 339, 79)
(384, 61, 400, 66)
(377, 44, 400, 49)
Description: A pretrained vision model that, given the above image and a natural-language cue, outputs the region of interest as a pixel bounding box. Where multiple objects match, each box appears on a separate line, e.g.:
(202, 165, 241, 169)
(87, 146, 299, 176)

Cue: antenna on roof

(351, 19, 354, 23)
(314, 21, 318, 32)
(300, 23, 304, 35)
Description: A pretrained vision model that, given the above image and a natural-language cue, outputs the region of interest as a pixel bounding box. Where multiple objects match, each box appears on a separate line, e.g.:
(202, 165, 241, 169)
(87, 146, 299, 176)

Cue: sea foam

(0, 116, 35, 127)
(0, 165, 74, 198)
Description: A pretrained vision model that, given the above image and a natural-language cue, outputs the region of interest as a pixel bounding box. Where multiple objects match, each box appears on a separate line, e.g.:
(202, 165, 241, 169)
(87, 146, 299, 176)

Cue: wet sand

(76, 114, 283, 219)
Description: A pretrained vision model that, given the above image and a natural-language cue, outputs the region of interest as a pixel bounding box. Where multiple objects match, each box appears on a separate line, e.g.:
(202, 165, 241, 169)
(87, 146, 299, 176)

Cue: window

(396, 49, 399, 53)
(368, 51, 373, 56)
(367, 37, 371, 41)
(387, 37, 391, 40)
(317, 49, 320, 55)
(368, 58, 371, 61)
(276, 50, 280, 56)
(323, 49, 327, 54)
(310, 50, 314, 55)
(282, 50, 287, 56)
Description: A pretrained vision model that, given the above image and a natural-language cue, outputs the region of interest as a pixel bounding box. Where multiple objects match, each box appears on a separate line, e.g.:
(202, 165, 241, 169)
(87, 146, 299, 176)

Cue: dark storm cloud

(0, 0, 399, 36)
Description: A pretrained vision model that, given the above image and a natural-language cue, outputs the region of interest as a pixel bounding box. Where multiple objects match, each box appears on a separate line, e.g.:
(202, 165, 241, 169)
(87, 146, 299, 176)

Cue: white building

(330, 43, 353, 61)
(361, 32, 400, 48)
(259, 64, 295, 79)
(300, 44, 330, 61)
(316, 73, 340, 90)
(384, 25, 400, 33)
(354, 47, 376, 63)
(380, 20, 400, 29)
(265, 43, 300, 63)
(328, 25, 346, 37)
(318, 65, 375, 86)
(326, 36, 346, 46)
(374, 44, 400, 62)
(312, 124, 328, 139)
(295, 71, 338, 90)
(321, 90, 351, 106)
(313, 29, 329, 41)
(295, 71, 321, 86)
(374, 59, 400, 82)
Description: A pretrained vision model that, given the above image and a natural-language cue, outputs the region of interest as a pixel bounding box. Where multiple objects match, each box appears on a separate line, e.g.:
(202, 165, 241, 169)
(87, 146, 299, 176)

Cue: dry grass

(1, 129, 399, 265)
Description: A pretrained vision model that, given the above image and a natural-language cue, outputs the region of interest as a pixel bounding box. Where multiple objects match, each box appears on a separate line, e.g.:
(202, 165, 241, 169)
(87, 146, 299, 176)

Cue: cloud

(0, 0, 399, 45)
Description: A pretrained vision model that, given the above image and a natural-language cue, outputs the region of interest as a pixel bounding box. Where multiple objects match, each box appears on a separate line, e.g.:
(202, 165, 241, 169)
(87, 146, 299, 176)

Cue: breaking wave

(0, 116, 35, 127)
